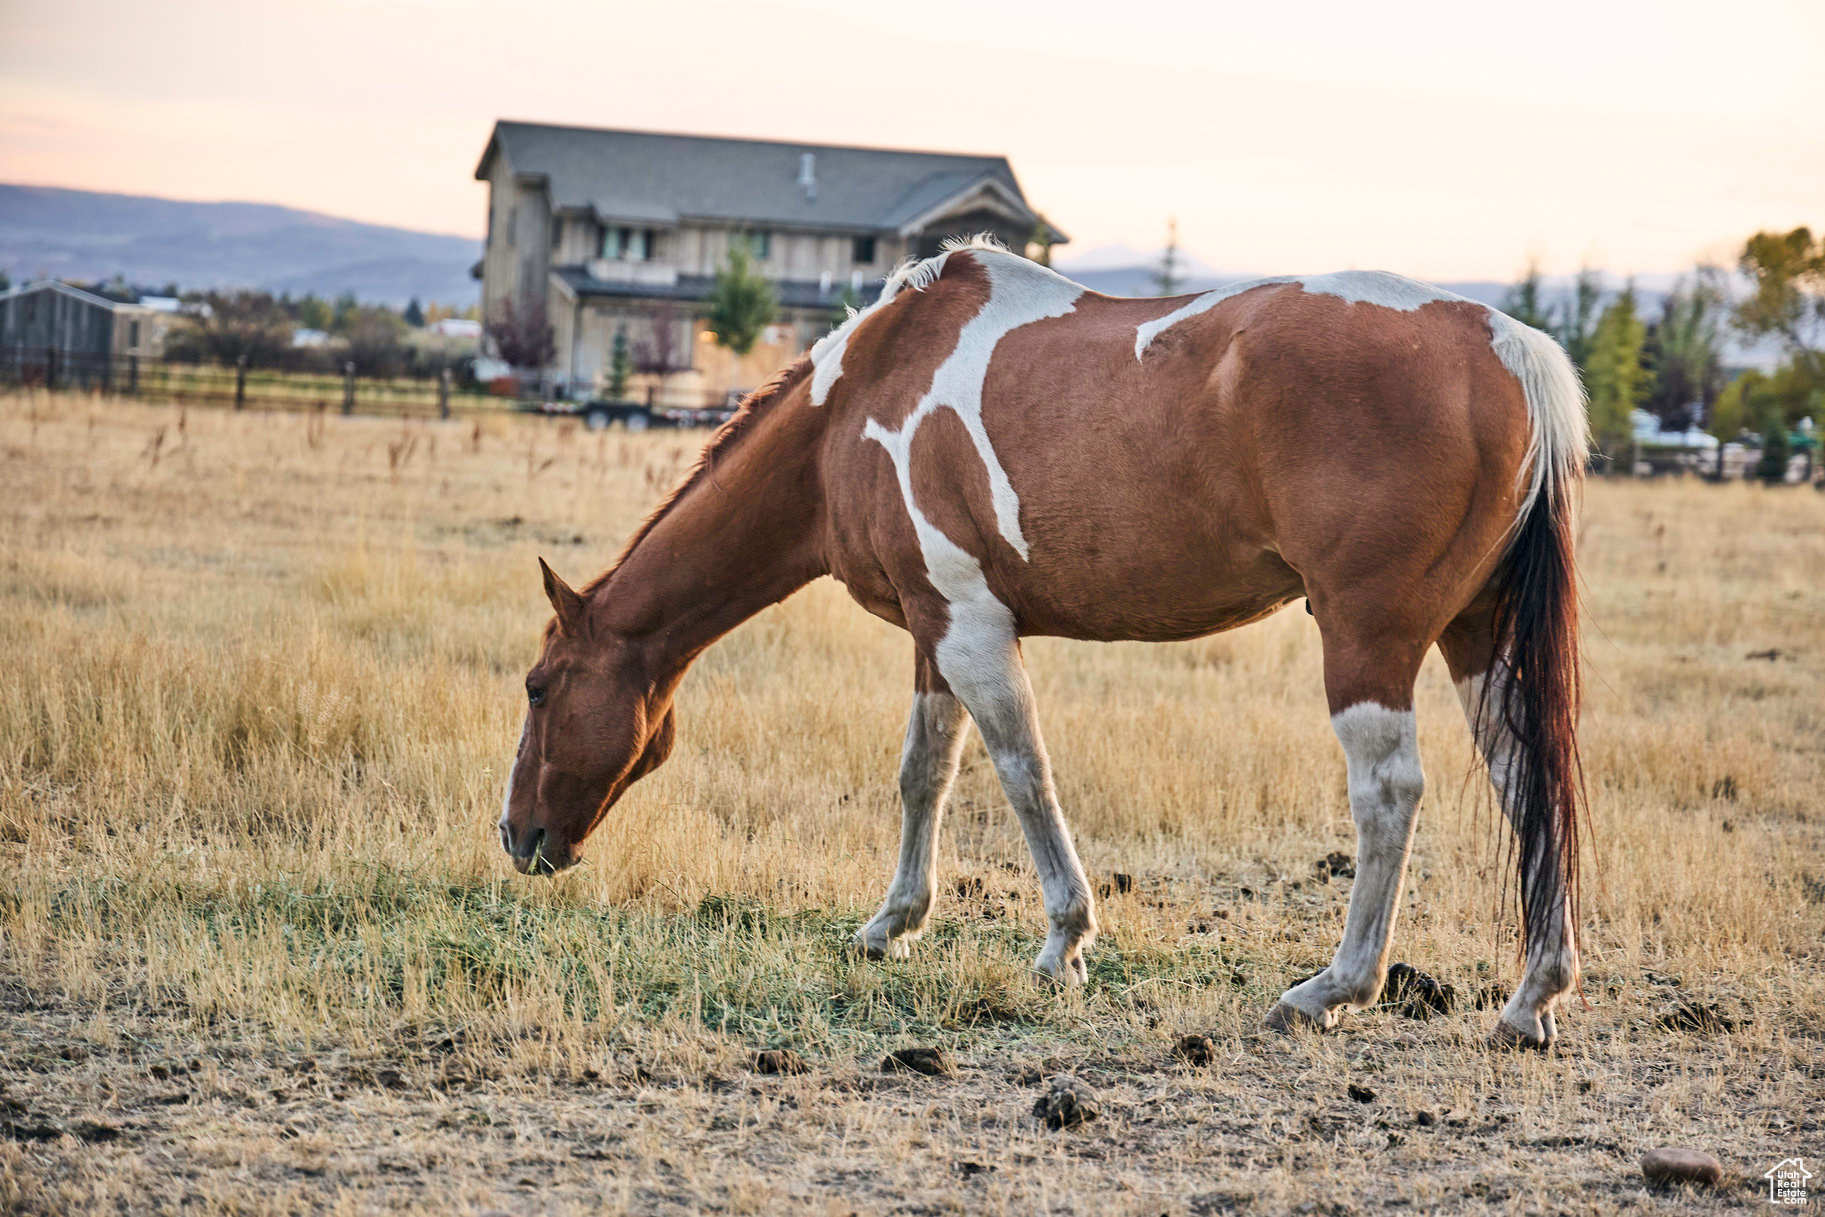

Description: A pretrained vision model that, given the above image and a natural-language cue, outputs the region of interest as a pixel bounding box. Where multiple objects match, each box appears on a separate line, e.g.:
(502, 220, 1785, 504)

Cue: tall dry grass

(0, 389, 1820, 1213)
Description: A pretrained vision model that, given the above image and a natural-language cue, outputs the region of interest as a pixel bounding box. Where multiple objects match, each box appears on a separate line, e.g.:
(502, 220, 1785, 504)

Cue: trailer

(515, 395, 737, 431)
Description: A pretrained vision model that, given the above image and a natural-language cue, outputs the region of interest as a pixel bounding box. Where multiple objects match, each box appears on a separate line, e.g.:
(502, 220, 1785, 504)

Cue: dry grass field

(1, 391, 1820, 1215)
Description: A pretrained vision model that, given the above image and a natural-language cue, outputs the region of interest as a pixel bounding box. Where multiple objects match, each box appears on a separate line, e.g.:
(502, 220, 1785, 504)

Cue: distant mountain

(0, 185, 480, 306)
(1049, 252, 1780, 368)
(1052, 247, 1687, 309)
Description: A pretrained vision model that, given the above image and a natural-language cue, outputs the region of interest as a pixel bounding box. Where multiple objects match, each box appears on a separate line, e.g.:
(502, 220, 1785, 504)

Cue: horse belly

(997, 507, 1305, 643)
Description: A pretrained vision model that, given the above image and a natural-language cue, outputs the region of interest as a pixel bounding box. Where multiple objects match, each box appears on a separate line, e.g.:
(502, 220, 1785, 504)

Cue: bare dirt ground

(2, 394, 1820, 1214)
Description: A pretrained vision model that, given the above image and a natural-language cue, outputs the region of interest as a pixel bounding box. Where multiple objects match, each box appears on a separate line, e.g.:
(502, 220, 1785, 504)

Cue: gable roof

(476, 121, 1066, 242)
(0, 279, 149, 311)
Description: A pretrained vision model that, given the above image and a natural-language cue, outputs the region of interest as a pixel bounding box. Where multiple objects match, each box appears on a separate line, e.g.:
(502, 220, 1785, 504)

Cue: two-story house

(473, 121, 1066, 404)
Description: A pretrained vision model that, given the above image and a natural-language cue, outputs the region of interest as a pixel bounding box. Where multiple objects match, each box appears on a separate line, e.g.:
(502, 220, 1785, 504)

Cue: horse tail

(1485, 316, 1589, 959)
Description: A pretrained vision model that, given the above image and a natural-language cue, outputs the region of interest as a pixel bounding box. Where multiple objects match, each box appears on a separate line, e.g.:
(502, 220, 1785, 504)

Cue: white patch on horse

(810, 252, 952, 406)
(498, 712, 528, 853)
(1134, 268, 1587, 523)
(809, 235, 1003, 407)
(1277, 702, 1424, 1026)
(862, 247, 1084, 562)
(1132, 276, 1294, 361)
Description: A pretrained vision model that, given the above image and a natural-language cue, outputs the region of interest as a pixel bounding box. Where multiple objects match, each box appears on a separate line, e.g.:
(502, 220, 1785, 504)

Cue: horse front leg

(855, 660, 968, 959)
(931, 615, 1097, 983)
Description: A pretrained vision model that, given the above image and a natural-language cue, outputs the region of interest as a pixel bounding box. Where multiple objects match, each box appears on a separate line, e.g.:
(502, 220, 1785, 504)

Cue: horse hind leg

(1268, 620, 1429, 1031)
(855, 655, 969, 959)
(1438, 607, 1580, 1048)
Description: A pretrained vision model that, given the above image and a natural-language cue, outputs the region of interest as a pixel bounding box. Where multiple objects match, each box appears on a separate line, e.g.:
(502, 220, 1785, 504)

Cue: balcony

(585, 259, 679, 287)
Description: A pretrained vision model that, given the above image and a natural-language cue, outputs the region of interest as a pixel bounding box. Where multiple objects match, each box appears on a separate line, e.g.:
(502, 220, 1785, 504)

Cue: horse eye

(527, 686, 546, 708)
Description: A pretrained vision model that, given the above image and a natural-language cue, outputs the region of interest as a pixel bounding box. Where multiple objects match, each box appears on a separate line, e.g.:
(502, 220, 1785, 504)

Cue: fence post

(342, 362, 356, 416)
(438, 367, 451, 420)
(128, 353, 139, 396)
(234, 355, 248, 410)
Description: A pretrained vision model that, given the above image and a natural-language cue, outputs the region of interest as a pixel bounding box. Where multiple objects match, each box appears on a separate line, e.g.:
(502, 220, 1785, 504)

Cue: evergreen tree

(296, 295, 333, 331)
(1584, 284, 1649, 463)
(1028, 217, 1055, 268)
(1499, 261, 1554, 332)
(403, 297, 426, 328)
(1153, 218, 1183, 296)
(1756, 423, 1792, 482)
(608, 327, 632, 398)
(1642, 275, 1724, 429)
(706, 240, 777, 359)
(331, 291, 360, 333)
(1556, 268, 1604, 372)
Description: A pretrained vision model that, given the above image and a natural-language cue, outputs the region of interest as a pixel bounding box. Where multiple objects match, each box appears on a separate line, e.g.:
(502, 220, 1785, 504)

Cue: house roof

(0, 279, 150, 311)
(477, 122, 1066, 242)
(551, 266, 885, 312)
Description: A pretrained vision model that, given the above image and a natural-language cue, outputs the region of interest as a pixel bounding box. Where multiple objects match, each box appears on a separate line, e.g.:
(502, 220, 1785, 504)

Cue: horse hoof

(851, 932, 903, 961)
(1264, 1002, 1327, 1034)
(1488, 1019, 1553, 1052)
(1031, 952, 1087, 987)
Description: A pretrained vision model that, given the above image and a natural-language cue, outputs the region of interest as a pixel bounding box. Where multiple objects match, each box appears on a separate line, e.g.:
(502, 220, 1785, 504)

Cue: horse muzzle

(503, 824, 576, 876)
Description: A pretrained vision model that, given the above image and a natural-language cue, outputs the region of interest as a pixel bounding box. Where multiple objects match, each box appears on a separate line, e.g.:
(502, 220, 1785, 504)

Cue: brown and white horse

(500, 238, 1589, 1048)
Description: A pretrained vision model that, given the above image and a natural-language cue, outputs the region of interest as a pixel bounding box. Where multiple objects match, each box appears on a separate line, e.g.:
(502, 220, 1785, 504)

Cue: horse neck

(591, 395, 827, 679)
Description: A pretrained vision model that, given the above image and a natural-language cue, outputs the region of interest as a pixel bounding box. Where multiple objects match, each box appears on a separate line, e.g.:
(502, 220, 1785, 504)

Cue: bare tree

(633, 304, 690, 377)
(486, 297, 555, 373)
(164, 290, 292, 368)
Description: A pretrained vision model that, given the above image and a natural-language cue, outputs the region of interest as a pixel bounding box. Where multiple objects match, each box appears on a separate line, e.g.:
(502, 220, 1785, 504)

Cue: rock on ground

(1641, 1147, 1724, 1186)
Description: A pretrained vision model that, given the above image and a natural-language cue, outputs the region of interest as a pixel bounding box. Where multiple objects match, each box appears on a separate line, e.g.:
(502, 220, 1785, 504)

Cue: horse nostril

(525, 826, 546, 859)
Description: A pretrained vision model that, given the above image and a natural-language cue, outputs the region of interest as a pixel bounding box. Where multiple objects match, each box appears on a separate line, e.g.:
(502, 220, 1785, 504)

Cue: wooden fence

(0, 347, 496, 419)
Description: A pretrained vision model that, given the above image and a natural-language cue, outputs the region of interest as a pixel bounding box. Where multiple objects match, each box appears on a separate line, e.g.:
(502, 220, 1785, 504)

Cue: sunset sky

(3, 0, 1820, 281)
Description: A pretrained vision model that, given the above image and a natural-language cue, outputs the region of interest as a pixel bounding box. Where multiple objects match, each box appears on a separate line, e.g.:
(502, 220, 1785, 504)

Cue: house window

(745, 231, 771, 260)
(852, 236, 876, 265)
(601, 226, 654, 260)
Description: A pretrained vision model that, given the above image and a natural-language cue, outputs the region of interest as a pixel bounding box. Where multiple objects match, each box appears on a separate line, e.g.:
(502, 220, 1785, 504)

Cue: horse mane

(585, 354, 813, 596)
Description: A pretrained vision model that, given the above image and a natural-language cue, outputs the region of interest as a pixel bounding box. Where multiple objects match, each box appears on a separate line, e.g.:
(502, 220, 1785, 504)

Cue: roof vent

(798, 152, 817, 202)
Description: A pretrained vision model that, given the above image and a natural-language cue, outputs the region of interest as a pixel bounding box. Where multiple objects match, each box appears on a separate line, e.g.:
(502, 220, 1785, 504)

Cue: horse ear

(538, 557, 586, 633)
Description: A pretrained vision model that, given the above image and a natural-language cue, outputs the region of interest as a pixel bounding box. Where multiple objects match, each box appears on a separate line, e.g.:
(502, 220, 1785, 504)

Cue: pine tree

(706, 240, 777, 359)
(1028, 218, 1054, 268)
(1642, 276, 1724, 429)
(1556, 269, 1604, 372)
(1584, 285, 1649, 463)
(403, 297, 426, 328)
(1153, 218, 1183, 296)
(608, 327, 632, 398)
(1499, 261, 1554, 332)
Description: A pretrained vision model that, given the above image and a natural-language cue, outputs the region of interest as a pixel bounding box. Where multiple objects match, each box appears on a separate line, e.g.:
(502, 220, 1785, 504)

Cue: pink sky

(2, 0, 1820, 280)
